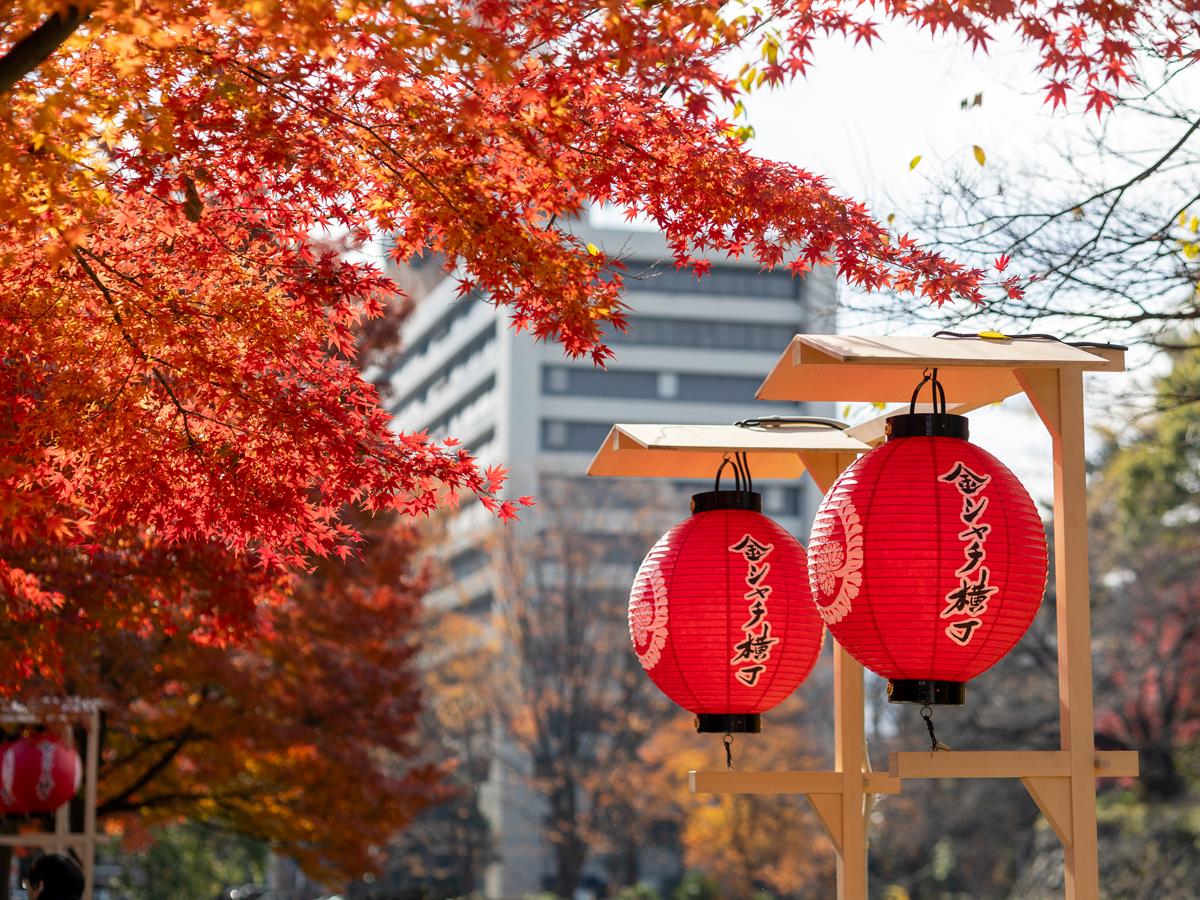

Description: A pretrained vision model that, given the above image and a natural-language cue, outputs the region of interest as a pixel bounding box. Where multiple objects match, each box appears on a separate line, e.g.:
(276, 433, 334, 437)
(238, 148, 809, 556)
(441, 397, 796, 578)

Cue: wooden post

(802, 449, 870, 900)
(1017, 367, 1101, 899)
(83, 708, 99, 900)
(834, 648, 867, 900)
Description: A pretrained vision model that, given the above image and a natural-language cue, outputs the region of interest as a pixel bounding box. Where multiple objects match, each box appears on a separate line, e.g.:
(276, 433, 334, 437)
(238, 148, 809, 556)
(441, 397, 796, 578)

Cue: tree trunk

(548, 784, 587, 898)
(1140, 742, 1185, 801)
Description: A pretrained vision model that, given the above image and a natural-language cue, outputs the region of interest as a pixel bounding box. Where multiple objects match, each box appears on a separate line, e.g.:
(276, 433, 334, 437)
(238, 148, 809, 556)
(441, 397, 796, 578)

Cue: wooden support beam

(888, 750, 1138, 780)
(0, 834, 93, 849)
(1022, 777, 1074, 847)
(690, 770, 841, 794)
(689, 770, 901, 795)
(809, 794, 844, 854)
(796, 451, 859, 493)
(1017, 367, 1103, 900)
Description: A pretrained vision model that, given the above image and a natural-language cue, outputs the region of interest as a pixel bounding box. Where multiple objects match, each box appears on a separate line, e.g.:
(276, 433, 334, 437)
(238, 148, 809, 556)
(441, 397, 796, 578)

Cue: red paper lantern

(0, 743, 12, 816)
(629, 489, 824, 732)
(808, 407, 1048, 705)
(1, 735, 82, 813)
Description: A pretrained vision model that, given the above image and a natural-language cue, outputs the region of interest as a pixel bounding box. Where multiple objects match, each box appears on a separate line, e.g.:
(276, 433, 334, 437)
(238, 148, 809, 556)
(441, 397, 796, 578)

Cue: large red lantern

(1, 735, 82, 813)
(629, 467, 824, 733)
(808, 374, 1048, 705)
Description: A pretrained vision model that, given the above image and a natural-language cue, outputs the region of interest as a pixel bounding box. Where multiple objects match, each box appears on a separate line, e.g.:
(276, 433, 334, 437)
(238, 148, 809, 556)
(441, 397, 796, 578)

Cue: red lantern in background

(808, 372, 1049, 705)
(0, 743, 12, 816)
(629, 467, 824, 733)
(1, 735, 82, 813)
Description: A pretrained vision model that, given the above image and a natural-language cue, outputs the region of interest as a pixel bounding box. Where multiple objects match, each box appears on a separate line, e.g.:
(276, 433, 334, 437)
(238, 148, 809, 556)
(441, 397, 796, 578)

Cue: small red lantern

(1, 735, 82, 813)
(0, 743, 12, 816)
(629, 464, 824, 733)
(808, 372, 1048, 705)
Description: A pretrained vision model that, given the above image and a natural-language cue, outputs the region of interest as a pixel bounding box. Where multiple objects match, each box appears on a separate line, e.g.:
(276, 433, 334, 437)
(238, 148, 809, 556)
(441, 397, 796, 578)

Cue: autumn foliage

(4, 510, 441, 882)
(7, 0, 1186, 664)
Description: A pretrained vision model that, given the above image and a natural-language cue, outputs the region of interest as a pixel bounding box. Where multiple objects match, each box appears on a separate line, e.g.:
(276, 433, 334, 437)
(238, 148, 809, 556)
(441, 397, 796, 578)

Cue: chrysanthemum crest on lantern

(632, 569, 669, 671)
(810, 498, 863, 625)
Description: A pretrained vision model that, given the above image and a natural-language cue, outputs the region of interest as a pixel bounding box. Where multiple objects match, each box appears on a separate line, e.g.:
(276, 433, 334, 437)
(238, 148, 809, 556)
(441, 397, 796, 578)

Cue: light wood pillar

(834, 648, 867, 900)
(808, 449, 869, 900)
(83, 708, 99, 900)
(1017, 366, 1101, 899)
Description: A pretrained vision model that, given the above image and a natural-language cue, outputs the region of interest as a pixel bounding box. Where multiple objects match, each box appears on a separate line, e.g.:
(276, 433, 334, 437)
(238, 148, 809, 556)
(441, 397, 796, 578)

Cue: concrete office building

(385, 220, 837, 897)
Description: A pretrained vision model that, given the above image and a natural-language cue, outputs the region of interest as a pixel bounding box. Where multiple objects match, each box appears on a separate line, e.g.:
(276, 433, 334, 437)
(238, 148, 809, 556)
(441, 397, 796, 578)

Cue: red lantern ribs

(808, 410, 1049, 706)
(629, 488, 825, 733)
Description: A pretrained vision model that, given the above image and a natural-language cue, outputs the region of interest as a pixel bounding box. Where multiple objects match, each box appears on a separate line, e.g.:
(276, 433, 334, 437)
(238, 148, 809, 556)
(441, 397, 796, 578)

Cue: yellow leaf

(886, 213, 896, 225)
(978, 330, 1008, 340)
(908, 155, 922, 171)
(973, 145, 986, 166)
(586, 242, 600, 256)
(1190, 216, 1198, 233)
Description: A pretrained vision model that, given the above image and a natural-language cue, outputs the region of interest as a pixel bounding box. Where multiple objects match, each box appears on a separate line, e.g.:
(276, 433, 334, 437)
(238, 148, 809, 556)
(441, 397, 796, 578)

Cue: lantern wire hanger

(714, 451, 753, 495)
(931, 329, 1128, 352)
(910, 367, 947, 416)
(724, 733, 735, 770)
(734, 415, 851, 431)
(921, 705, 951, 754)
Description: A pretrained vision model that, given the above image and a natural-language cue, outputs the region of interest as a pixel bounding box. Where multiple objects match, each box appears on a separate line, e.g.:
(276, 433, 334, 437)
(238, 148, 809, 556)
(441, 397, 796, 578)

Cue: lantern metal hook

(713, 453, 754, 495)
(910, 367, 947, 417)
(723, 733, 735, 770)
(920, 705, 951, 754)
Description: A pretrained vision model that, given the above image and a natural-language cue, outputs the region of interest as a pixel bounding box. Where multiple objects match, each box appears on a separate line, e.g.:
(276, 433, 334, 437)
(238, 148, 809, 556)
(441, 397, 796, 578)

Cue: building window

(545, 367, 570, 393)
(630, 265, 804, 301)
(392, 330, 495, 413)
(676, 373, 765, 403)
(540, 421, 614, 453)
(542, 366, 659, 399)
(425, 375, 496, 438)
(604, 317, 799, 352)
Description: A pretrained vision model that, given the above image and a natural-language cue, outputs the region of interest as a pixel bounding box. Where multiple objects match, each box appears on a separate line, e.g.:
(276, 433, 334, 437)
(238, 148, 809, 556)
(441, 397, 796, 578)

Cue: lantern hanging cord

(714, 456, 743, 493)
(723, 733, 735, 770)
(737, 451, 753, 494)
(713, 454, 754, 495)
(909, 368, 947, 417)
(920, 705, 951, 753)
(931, 330, 1128, 352)
(734, 415, 850, 431)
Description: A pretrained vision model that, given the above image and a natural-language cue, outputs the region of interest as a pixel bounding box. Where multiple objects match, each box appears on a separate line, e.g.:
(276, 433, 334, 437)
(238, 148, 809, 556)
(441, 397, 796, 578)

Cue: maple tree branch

(71, 247, 203, 451)
(0, 6, 91, 95)
(230, 60, 474, 223)
(99, 726, 198, 812)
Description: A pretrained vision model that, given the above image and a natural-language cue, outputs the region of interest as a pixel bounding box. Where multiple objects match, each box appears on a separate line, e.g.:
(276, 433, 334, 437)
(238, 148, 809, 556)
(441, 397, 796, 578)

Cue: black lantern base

(886, 679, 966, 705)
(695, 714, 762, 733)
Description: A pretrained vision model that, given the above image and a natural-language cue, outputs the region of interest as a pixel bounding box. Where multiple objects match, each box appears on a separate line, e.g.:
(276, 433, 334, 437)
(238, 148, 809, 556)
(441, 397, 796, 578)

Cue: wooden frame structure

(0, 700, 101, 900)
(588, 334, 1138, 899)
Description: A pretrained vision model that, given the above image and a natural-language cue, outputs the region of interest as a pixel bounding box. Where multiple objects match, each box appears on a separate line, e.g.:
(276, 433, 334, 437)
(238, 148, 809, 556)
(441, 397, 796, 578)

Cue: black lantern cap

(691, 490, 762, 514)
(885, 412, 970, 441)
(695, 713, 762, 733)
(886, 679, 966, 705)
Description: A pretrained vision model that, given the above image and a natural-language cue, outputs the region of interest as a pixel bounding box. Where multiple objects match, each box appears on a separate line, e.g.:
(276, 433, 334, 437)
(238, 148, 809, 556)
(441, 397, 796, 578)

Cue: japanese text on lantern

(728, 535, 779, 687)
(938, 462, 998, 647)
